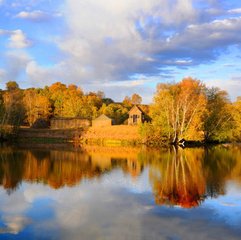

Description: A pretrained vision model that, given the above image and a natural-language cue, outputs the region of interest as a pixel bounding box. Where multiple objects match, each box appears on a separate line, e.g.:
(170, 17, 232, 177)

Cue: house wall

(128, 114, 143, 125)
(128, 108, 143, 125)
(92, 119, 112, 127)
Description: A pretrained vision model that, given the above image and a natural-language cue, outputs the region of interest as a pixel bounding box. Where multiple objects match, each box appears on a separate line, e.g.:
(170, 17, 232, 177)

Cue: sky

(1, 0, 241, 103)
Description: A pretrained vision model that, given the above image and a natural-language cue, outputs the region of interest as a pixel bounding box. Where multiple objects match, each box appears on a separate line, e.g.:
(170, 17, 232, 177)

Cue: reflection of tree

(0, 147, 26, 194)
(1, 144, 241, 207)
(204, 145, 237, 197)
(150, 147, 206, 208)
(0, 145, 144, 193)
(229, 145, 241, 183)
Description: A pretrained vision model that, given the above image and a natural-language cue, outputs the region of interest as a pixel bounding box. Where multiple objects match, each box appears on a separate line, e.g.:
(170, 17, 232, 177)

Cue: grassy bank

(80, 125, 141, 146)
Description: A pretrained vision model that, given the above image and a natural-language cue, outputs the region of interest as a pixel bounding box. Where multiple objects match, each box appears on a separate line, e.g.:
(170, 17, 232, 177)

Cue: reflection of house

(50, 117, 90, 129)
(92, 114, 113, 127)
(128, 105, 146, 125)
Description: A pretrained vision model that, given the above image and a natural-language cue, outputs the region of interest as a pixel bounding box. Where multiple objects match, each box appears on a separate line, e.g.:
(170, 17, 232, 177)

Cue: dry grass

(82, 125, 140, 141)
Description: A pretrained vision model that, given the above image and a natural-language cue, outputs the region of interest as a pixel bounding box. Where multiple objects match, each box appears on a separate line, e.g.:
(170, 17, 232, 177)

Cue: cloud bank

(1, 0, 241, 101)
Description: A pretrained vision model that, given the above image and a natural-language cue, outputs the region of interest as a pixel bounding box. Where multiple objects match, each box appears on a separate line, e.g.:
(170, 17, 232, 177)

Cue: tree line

(140, 77, 241, 144)
(0, 77, 240, 144)
(0, 81, 142, 136)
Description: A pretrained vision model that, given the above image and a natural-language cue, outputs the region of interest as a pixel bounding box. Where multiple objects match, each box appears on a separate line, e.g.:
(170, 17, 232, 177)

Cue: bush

(139, 122, 169, 146)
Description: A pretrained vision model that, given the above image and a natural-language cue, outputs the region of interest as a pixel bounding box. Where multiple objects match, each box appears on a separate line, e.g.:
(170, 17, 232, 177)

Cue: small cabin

(92, 114, 113, 127)
(128, 105, 145, 125)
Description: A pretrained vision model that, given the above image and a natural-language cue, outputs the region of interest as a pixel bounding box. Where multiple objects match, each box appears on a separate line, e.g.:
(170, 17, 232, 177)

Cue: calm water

(0, 144, 241, 240)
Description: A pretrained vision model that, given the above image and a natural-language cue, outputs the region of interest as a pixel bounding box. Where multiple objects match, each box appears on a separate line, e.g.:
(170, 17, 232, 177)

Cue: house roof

(128, 105, 145, 114)
(93, 114, 112, 121)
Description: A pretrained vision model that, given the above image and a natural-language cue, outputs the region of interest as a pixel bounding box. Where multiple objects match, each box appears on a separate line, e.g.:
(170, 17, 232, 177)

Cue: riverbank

(5, 125, 238, 147)
(14, 125, 140, 145)
(17, 127, 83, 143)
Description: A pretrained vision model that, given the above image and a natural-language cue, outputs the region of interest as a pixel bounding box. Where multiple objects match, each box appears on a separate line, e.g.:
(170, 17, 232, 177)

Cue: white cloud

(58, 0, 197, 84)
(228, 8, 241, 14)
(205, 77, 241, 101)
(8, 29, 32, 48)
(54, 0, 241, 88)
(2, 0, 241, 101)
(166, 17, 241, 56)
(0, 29, 31, 49)
(25, 60, 69, 86)
(15, 10, 62, 21)
(3, 51, 31, 82)
(15, 10, 49, 21)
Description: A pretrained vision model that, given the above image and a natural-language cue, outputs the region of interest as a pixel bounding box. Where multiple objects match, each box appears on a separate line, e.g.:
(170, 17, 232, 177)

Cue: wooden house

(92, 114, 113, 127)
(128, 105, 146, 125)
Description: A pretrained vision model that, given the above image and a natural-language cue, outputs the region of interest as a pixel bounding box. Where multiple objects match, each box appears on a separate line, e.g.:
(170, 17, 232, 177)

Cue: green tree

(99, 103, 129, 124)
(204, 88, 233, 142)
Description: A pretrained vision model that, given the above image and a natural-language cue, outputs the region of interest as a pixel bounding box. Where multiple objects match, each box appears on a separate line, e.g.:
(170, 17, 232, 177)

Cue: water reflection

(1, 144, 241, 239)
(149, 147, 206, 208)
(0, 144, 241, 208)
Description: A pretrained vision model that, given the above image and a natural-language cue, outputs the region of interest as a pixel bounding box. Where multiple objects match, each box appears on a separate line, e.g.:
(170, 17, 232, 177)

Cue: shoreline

(1, 126, 239, 147)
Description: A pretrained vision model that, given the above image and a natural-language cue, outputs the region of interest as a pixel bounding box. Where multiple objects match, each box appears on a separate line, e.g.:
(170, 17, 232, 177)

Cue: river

(0, 143, 241, 239)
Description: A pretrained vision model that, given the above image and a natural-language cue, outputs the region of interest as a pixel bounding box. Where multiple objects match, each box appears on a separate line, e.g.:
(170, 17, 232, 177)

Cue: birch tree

(150, 77, 207, 144)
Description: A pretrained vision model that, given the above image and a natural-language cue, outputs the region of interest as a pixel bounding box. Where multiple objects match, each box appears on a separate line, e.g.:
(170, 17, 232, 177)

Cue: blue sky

(1, 0, 241, 102)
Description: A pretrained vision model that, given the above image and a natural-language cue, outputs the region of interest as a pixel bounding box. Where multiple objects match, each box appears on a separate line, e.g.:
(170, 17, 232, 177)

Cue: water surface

(0, 144, 241, 240)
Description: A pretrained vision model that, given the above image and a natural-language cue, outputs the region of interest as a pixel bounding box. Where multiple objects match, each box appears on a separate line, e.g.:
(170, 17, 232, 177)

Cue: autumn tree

(0, 90, 4, 121)
(230, 97, 241, 142)
(61, 84, 84, 117)
(102, 98, 114, 105)
(150, 78, 207, 144)
(3, 81, 25, 126)
(131, 93, 142, 105)
(6, 81, 19, 91)
(77, 92, 103, 119)
(122, 96, 132, 108)
(0, 90, 5, 138)
(48, 82, 68, 117)
(23, 89, 51, 126)
(204, 87, 233, 142)
(99, 103, 129, 124)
